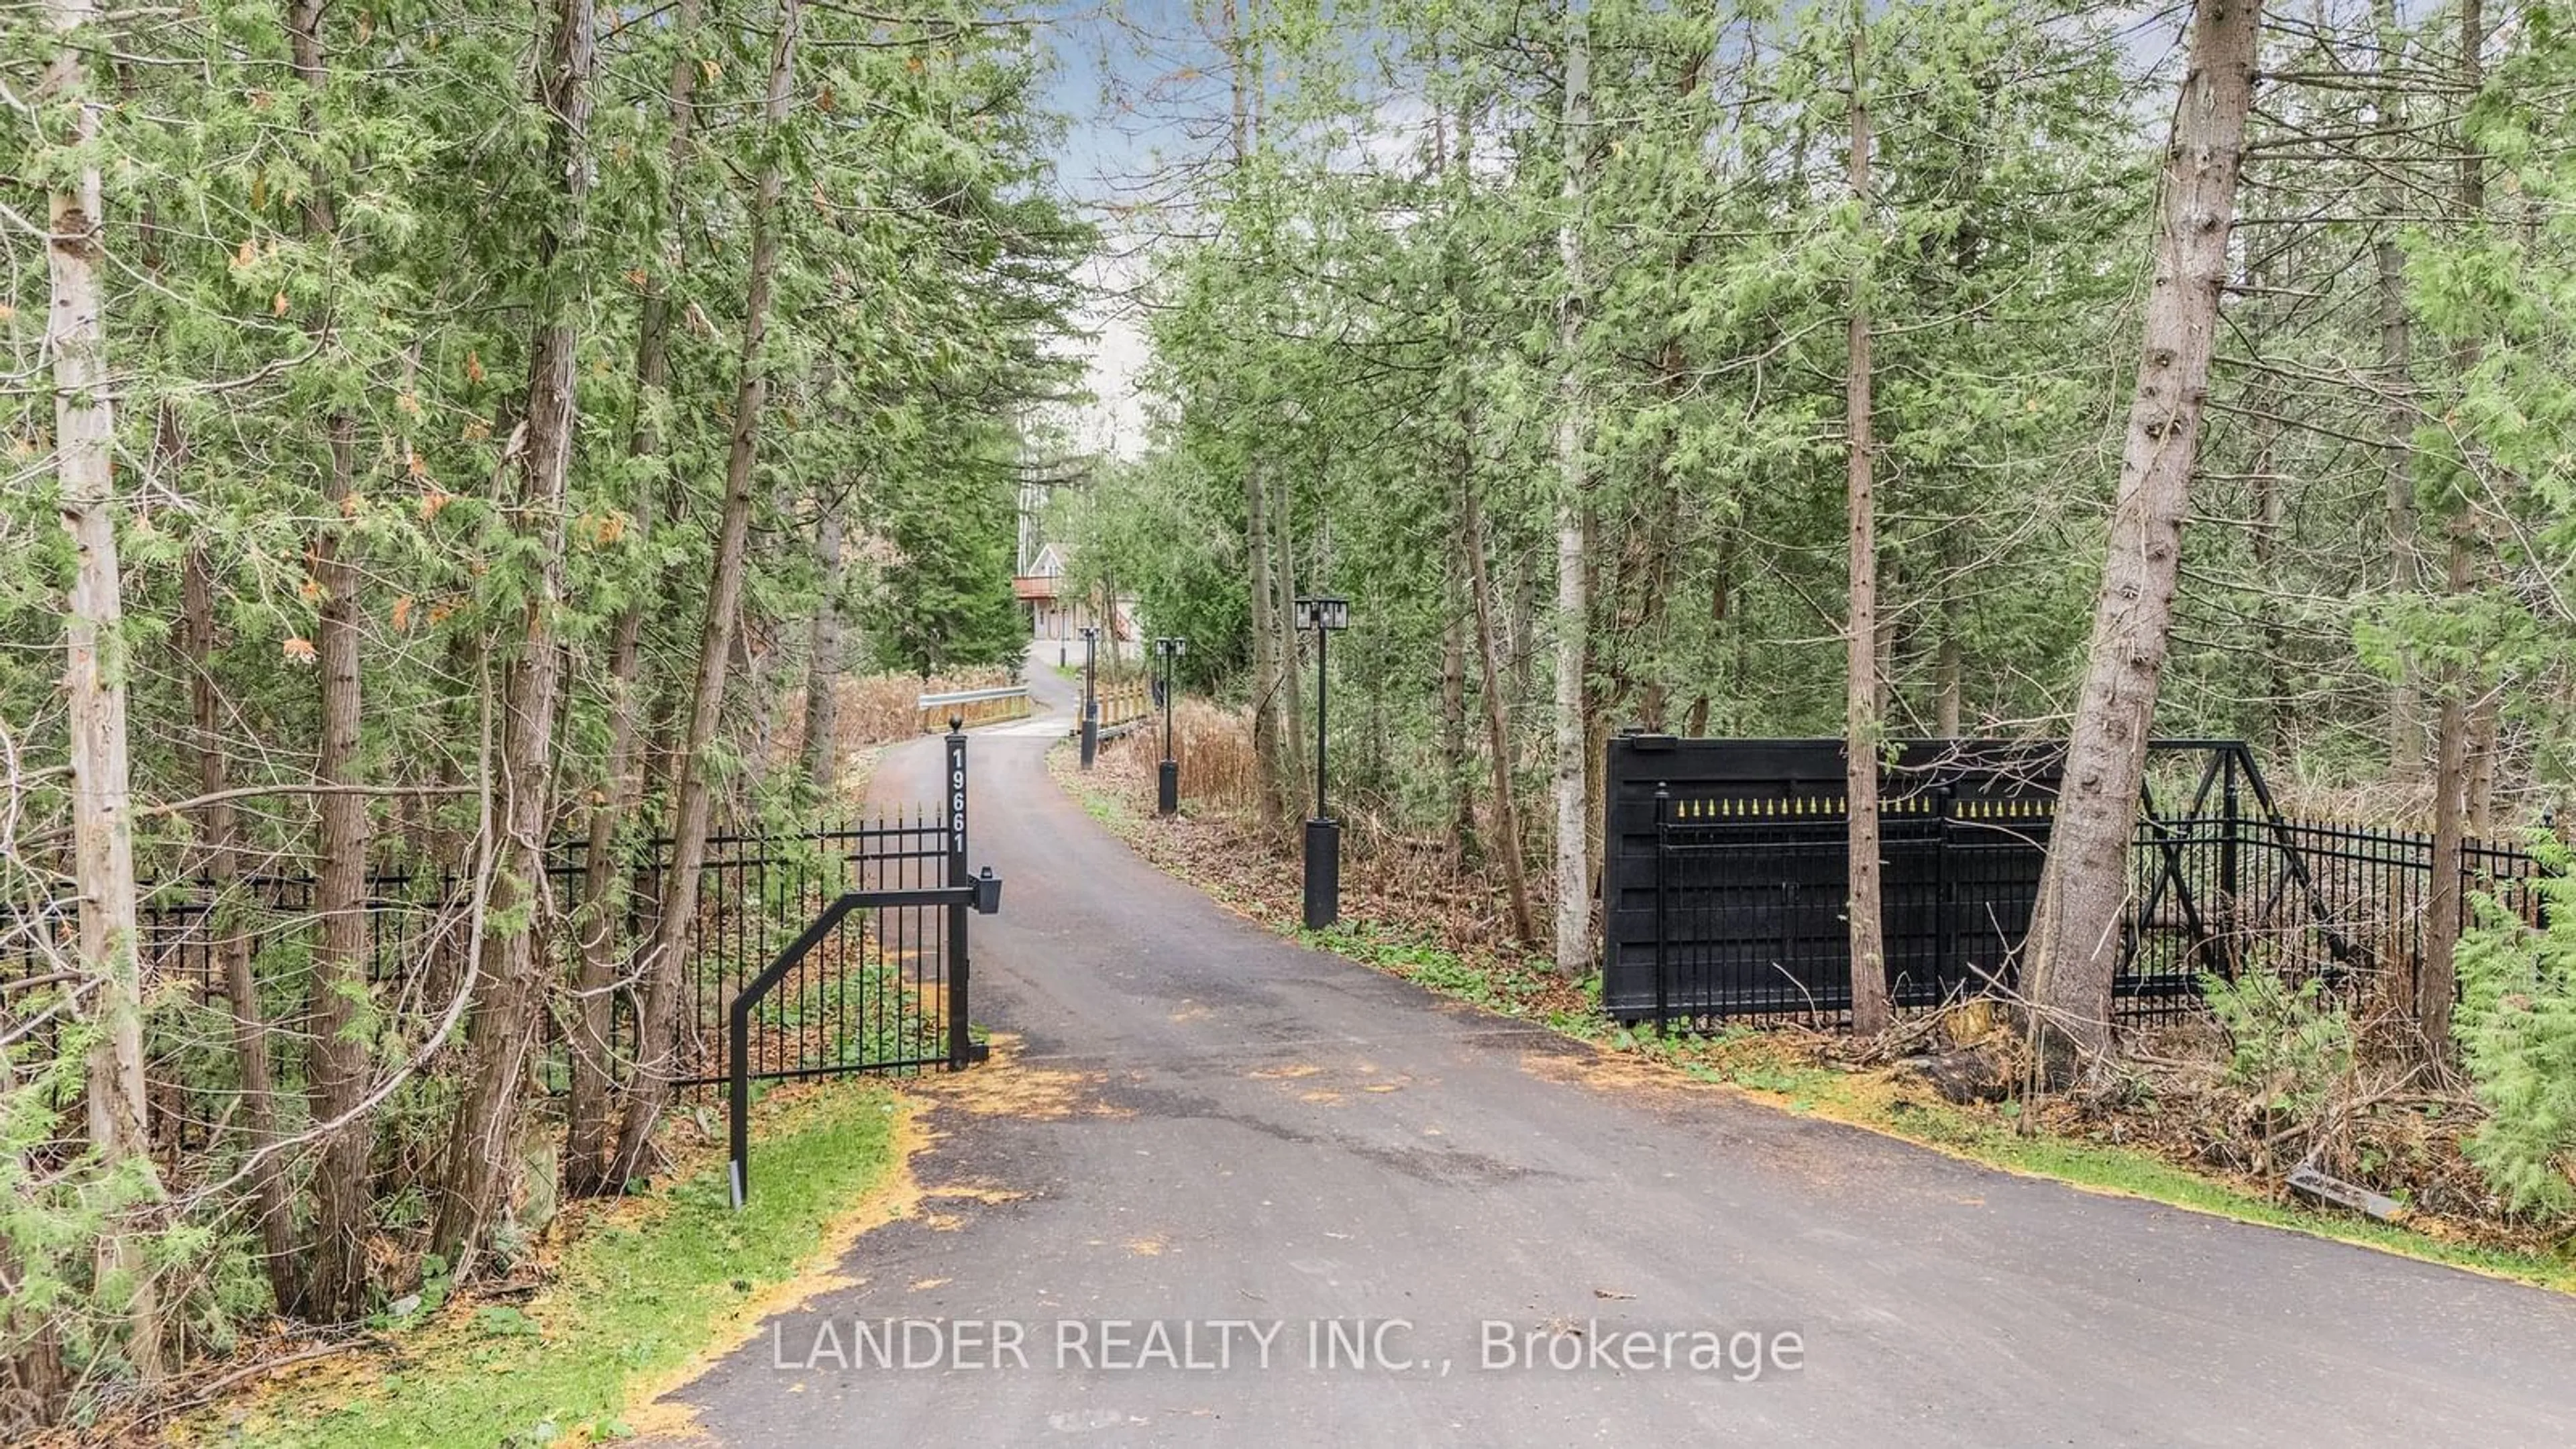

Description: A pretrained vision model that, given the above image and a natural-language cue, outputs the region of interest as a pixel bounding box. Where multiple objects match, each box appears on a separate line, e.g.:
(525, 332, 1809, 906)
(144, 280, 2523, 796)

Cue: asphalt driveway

(661, 656, 2576, 1446)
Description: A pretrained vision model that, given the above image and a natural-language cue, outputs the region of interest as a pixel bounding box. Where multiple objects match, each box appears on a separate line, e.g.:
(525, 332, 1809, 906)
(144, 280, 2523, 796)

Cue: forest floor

(1052, 731, 2576, 1291)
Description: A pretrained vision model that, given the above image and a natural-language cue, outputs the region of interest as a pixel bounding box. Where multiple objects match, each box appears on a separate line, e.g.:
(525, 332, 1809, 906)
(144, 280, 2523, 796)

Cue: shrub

(2455, 842, 2576, 1220)
(2200, 969, 2354, 1122)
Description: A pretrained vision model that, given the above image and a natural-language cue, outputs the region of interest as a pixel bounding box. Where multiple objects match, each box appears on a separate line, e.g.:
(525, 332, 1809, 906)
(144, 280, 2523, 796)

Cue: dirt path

(660, 660, 2576, 1445)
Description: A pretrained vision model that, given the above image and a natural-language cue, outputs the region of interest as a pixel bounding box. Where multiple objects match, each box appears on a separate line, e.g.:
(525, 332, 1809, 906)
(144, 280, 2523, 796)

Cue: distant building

(1015, 486, 1134, 645)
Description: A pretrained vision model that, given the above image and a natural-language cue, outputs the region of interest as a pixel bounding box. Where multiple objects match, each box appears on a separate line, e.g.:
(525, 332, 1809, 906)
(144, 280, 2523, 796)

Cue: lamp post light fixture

(1292, 595, 1350, 930)
(1078, 625, 1100, 769)
(1153, 637, 1186, 814)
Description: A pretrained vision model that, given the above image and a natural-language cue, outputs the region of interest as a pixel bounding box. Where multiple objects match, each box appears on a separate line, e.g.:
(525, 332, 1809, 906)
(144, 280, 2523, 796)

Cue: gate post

(1933, 784, 1957, 994)
(1652, 783, 1671, 1029)
(946, 719, 974, 1069)
(2218, 748, 2241, 978)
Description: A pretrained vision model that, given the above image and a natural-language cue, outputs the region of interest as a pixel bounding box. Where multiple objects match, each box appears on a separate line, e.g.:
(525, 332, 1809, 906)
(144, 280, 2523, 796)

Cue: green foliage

(860, 437, 1030, 676)
(2201, 971, 2356, 1122)
(2377, 9, 2576, 788)
(1, 0, 1087, 1413)
(2457, 845, 2576, 1219)
(1077, 0, 2149, 841)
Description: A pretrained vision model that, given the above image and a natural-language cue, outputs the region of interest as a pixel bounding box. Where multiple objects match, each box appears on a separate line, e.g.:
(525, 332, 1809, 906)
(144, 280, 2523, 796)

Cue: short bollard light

(1292, 596, 1350, 930)
(1078, 624, 1100, 769)
(1155, 635, 1187, 815)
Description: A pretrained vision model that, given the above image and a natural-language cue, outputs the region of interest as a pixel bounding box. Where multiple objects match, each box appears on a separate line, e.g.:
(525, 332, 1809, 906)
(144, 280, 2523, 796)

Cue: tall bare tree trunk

(611, 0, 804, 1185)
(2423, 533, 2471, 1046)
(2374, 0, 2425, 783)
(1271, 470, 1308, 814)
(1464, 480, 1536, 947)
(47, 0, 160, 1376)
(432, 0, 594, 1275)
(2420, 0, 2484, 1055)
(1935, 561, 1964, 737)
(2025, 0, 2261, 1062)
(286, 0, 377, 1323)
(2251, 325, 2290, 748)
(737, 612, 781, 804)
(1245, 472, 1289, 819)
(1699, 533, 1735, 738)
(1223, 0, 1291, 829)
(2240, 245, 2294, 746)
(1245, 459, 1287, 825)
(2466, 694, 2499, 835)
(565, 0, 698, 1200)
(801, 499, 848, 796)
(1843, 14, 1890, 1035)
(1436, 78, 1532, 941)
(418, 625, 483, 1046)
(183, 545, 298, 1311)
(1440, 595, 1472, 861)
(1550, 4, 1595, 977)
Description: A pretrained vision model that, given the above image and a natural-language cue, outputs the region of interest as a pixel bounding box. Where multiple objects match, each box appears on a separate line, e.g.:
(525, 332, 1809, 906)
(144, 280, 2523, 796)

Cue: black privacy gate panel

(1604, 737, 2061, 1024)
(1602, 735, 2559, 1028)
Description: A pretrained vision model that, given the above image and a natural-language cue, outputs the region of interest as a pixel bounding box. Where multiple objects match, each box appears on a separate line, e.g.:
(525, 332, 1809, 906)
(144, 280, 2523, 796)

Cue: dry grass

(767, 666, 1017, 767)
(2262, 775, 2568, 841)
(1089, 701, 1560, 957)
(1154, 698, 1266, 816)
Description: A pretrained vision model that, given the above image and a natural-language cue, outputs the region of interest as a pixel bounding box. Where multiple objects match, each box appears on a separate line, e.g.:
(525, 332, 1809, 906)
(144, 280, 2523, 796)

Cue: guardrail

(916, 683, 1032, 733)
(1079, 682, 1153, 736)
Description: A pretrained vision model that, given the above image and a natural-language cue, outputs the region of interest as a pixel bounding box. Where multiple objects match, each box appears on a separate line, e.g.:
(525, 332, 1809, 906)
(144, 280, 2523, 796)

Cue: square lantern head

(1157, 636, 1186, 659)
(1293, 596, 1350, 632)
(1079, 625, 1099, 641)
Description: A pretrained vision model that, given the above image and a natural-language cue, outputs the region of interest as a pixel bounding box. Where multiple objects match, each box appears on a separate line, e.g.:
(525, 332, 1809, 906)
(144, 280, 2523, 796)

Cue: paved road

(665, 652, 2576, 1445)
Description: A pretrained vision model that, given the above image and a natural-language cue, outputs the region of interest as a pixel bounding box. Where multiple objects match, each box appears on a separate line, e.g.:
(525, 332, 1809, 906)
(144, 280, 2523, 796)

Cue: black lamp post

(1154, 636, 1186, 814)
(1293, 595, 1350, 929)
(1078, 625, 1099, 769)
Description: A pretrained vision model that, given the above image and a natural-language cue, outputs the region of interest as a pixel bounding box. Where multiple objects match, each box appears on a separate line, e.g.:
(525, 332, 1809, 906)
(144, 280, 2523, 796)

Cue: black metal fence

(1605, 736, 2559, 1030)
(0, 805, 966, 1163)
(639, 814, 960, 1088)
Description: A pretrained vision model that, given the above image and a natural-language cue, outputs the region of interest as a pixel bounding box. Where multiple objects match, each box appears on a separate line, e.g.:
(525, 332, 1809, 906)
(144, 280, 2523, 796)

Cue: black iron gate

(1599, 735, 2435, 1028)
(1645, 785, 2056, 1020)
(1609, 738, 2063, 1023)
(727, 725, 999, 1208)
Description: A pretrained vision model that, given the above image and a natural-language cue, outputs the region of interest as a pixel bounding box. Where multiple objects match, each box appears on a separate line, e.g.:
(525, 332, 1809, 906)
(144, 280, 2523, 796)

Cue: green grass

(222, 1084, 905, 1447)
